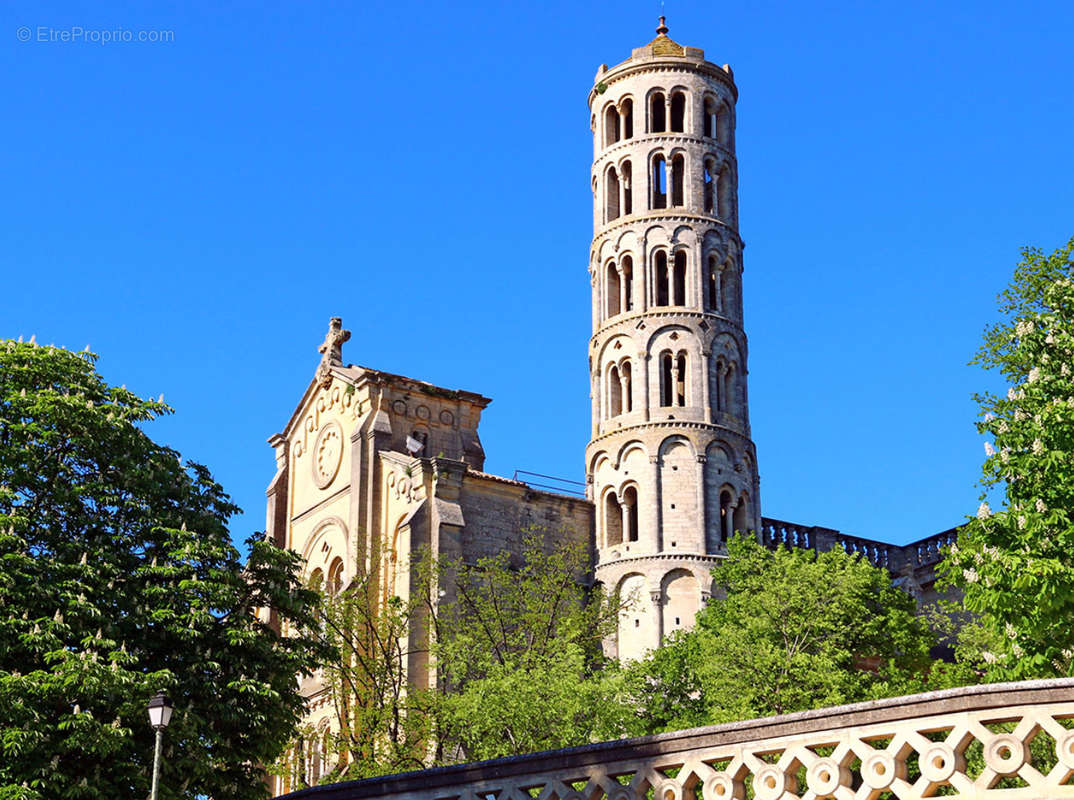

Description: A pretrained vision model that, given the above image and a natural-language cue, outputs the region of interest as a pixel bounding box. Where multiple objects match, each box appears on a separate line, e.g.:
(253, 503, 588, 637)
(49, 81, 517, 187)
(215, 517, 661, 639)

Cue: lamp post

(147, 691, 173, 800)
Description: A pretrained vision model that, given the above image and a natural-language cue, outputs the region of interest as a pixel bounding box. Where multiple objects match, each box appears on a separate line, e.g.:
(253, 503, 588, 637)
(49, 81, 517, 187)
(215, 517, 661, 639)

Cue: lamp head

(147, 691, 173, 730)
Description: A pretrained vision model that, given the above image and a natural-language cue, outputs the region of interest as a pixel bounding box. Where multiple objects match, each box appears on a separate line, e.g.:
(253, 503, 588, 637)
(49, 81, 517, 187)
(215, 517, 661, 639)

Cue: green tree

(0, 340, 325, 800)
(278, 562, 435, 786)
(939, 235, 1074, 679)
(629, 535, 944, 731)
(432, 534, 632, 762)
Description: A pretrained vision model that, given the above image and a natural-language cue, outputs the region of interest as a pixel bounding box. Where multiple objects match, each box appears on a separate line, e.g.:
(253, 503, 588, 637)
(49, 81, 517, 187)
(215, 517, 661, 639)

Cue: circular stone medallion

(313, 421, 343, 489)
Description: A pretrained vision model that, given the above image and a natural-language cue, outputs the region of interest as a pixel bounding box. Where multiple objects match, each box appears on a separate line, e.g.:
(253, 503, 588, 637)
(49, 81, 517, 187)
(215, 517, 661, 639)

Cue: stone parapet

(277, 678, 1074, 800)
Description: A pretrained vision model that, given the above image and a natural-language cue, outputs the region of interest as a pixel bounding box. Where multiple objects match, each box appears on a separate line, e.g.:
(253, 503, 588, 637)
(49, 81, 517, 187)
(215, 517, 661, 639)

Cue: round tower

(585, 20, 761, 660)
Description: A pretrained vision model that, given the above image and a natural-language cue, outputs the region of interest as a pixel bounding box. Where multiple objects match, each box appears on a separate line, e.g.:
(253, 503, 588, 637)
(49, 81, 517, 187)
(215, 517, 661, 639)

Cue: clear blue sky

(4, 0, 1072, 549)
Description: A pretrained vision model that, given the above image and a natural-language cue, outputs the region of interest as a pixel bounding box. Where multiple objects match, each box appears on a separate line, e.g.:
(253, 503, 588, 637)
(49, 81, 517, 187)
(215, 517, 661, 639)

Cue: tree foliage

(0, 340, 325, 800)
(627, 535, 944, 731)
(433, 535, 632, 761)
(939, 235, 1074, 679)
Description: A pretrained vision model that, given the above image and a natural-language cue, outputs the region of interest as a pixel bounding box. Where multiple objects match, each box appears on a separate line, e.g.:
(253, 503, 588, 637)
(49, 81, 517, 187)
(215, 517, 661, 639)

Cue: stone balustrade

(279, 679, 1074, 800)
(760, 518, 961, 574)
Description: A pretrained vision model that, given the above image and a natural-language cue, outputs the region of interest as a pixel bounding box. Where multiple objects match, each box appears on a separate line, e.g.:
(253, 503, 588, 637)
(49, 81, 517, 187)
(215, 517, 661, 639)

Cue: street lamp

(147, 691, 173, 800)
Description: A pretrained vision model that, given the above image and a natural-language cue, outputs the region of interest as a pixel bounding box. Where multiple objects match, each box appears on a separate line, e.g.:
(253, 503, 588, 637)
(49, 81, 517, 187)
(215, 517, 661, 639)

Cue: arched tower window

(606, 166, 620, 222)
(703, 96, 717, 138)
(734, 493, 750, 535)
(675, 352, 687, 406)
(703, 159, 715, 213)
(719, 489, 733, 541)
(654, 251, 669, 306)
(723, 362, 736, 415)
(605, 262, 621, 318)
(708, 255, 722, 312)
(621, 360, 633, 413)
(717, 167, 733, 221)
(608, 363, 622, 417)
(622, 485, 639, 542)
(671, 154, 685, 206)
(670, 91, 686, 132)
(724, 257, 738, 315)
(604, 105, 620, 147)
(621, 99, 634, 139)
(650, 91, 666, 132)
(659, 352, 673, 407)
(672, 251, 687, 305)
(605, 492, 623, 547)
(651, 155, 667, 209)
(621, 255, 634, 312)
(621, 160, 632, 215)
(717, 104, 732, 146)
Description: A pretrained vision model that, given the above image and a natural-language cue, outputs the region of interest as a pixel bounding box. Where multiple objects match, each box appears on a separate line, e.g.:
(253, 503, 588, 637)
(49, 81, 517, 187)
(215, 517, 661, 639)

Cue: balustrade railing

(280, 679, 1074, 800)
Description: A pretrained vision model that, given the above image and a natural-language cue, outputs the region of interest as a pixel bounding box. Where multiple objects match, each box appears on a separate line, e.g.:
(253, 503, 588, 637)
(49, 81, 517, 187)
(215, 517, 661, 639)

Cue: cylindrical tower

(584, 19, 761, 660)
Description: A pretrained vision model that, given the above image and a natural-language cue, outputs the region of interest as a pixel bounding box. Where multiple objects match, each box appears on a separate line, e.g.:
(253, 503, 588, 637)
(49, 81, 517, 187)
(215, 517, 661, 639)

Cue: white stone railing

(280, 679, 1074, 800)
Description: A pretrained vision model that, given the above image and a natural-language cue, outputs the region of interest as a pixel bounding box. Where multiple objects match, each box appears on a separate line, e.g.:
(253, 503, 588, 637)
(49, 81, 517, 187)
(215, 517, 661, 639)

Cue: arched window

(327, 557, 344, 596)
(622, 485, 639, 542)
(621, 255, 634, 312)
(651, 155, 667, 209)
(719, 489, 733, 542)
(714, 359, 725, 411)
(703, 97, 717, 138)
(604, 105, 620, 147)
(717, 104, 732, 146)
(606, 166, 620, 222)
(723, 362, 736, 415)
(650, 91, 666, 132)
(308, 568, 324, 592)
(608, 363, 622, 417)
(671, 154, 684, 206)
(734, 494, 749, 535)
(708, 255, 722, 312)
(605, 492, 623, 547)
(621, 360, 633, 413)
(621, 99, 634, 139)
(717, 167, 732, 221)
(670, 91, 686, 132)
(672, 251, 687, 305)
(621, 160, 632, 215)
(724, 257, 737, 315)
(660, 352, 673, 407)
(606, 262, 621, 318)
(654, 251, 669, 306)
(703, 159, 715, 213)
(675, 352, 687, 406)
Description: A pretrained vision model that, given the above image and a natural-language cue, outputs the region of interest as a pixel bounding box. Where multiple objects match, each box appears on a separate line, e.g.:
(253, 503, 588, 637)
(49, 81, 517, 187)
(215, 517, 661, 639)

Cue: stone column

(621, 499, 634, 544)
(647, 455, 661, 550)
(619, 368, 631, 415)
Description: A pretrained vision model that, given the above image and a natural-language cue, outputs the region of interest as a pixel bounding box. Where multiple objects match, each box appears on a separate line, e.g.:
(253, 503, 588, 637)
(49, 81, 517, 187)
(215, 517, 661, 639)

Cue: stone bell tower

(584, 19, 761, 660)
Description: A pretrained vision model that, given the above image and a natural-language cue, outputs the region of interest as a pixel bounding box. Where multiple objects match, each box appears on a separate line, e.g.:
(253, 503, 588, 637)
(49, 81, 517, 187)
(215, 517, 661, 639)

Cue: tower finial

(656, 15, 668, 35)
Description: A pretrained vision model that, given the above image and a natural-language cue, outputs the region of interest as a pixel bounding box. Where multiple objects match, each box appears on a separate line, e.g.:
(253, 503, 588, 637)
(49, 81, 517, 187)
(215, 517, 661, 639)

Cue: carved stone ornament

(316, 316, 351, 388)
(312, 420, 344, 489)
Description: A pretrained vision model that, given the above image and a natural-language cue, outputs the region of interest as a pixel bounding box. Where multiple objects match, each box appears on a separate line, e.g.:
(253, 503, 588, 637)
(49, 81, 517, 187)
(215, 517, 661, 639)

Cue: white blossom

(1028, 367, 1041, 383)
(1018, 515, 1027, 530)
(1006, 622, 1018, 640)
(998, 420, 1009, 433)
(1016, 320, 1035, 337)
(1015, 409, 1026, 421)
(1012, 642, 1025, 658)
(1033, 439, 1044, 455)
(963, 568, 979, 583)
(1046, 333, 1055, 344)
(977, 502, 992, 520)
(984, 413, 995, 422)
(1063, 363, 1071, 377)
(984, 442, 995, 456)
(1036, 498, 1047, 513)
(1008, 387, 1018, 401)
(982, 651, 998, 664)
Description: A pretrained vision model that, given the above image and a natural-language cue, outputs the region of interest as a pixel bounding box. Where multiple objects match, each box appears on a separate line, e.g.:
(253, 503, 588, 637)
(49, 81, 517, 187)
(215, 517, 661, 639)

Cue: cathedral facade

(265, 22, 955, 794)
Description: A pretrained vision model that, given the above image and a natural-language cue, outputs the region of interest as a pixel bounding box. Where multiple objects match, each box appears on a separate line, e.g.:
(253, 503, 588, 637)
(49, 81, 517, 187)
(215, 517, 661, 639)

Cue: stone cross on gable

(316, 316, 351, 387)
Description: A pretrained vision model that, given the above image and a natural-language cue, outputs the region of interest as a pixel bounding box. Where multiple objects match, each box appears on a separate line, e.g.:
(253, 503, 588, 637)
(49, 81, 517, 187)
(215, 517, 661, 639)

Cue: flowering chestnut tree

(940, 236, 1074, 679)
